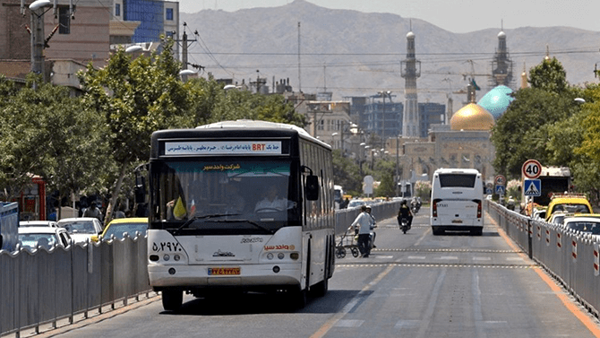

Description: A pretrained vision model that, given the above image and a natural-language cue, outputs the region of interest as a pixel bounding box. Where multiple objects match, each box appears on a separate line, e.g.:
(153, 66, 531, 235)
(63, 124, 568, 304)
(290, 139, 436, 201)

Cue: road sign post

(522, 159, 542, 219)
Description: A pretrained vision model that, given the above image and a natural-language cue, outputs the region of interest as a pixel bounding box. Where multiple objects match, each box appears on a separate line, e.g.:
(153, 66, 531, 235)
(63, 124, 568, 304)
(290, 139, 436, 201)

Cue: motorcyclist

(507, 196, 516, 211)
(397, 200, 413, 229)
(411, 197, 420, 213)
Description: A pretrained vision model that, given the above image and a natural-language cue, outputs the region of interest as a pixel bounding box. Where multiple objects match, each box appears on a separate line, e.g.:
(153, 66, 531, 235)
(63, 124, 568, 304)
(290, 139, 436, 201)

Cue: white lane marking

(335, 319, 364, 328)
(439, 256, 458, 260)
(472, 256, 491, 261)
(395, 320, 421, 328)
(407, 256, 426, 260)
(310, 265, 395, 338)
(506, 257, 524, 261)
(376, 255, 394, 259)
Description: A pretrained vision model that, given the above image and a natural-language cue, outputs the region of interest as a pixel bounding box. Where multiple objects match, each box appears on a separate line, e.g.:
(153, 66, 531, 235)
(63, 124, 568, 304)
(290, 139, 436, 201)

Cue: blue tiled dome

(477, 85, 514, 120)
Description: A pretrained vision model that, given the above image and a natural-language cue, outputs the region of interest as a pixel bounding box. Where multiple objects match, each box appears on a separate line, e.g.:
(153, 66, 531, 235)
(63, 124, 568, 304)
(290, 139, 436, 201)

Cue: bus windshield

(150, 159, 300, 234)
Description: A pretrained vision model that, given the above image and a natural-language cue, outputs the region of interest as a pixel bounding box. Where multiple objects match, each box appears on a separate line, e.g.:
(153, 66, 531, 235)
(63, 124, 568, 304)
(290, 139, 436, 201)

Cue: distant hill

(181, 0, 600, 104)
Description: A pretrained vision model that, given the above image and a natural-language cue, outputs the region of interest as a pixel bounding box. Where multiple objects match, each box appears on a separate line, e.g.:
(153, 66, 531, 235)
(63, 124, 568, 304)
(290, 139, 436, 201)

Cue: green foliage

(0, 74, 108, 202)
(491, 87, 580, 178)
(528, 57, 568, 94)
(332, 149, 362, 196)
(372, 158, 396, 197)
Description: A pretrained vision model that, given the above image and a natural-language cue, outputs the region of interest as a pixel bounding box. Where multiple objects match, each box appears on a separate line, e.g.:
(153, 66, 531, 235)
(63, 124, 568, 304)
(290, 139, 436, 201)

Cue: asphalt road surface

(30, 212, 600, 338)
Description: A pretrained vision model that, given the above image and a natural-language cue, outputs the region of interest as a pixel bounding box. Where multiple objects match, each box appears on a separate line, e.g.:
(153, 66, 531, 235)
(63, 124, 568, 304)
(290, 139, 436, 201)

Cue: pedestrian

(83, 202, 103, 222)
(351, 205, 374, 258)
(366, 205, 377, 248)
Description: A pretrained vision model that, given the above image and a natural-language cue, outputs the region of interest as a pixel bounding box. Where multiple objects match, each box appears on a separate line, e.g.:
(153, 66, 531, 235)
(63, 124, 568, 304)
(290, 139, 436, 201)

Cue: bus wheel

(432, 227, 443, 236)
(312, 277, 328, 297)
(162, 289, 182, 311)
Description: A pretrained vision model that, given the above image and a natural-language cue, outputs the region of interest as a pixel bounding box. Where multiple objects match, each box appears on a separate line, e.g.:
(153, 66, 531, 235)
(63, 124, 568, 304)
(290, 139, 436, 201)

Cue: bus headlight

(290, 252, 299, 260)
(267, 253, 274, 260)
(277, 253, 285, 260)
(163, 254, 170, 261)
(173, 254, 181, 261)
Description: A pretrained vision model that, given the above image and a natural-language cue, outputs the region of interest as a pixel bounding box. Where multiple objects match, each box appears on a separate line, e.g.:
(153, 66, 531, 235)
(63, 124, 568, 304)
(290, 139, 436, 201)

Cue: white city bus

(145, 120, 335, 311)
(430, 168, 484, 236)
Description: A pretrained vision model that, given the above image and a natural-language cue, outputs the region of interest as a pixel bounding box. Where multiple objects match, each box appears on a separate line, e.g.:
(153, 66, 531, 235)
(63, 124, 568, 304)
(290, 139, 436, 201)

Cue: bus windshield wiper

(212, 219, 274, 234)
(173, 213, 241, 234)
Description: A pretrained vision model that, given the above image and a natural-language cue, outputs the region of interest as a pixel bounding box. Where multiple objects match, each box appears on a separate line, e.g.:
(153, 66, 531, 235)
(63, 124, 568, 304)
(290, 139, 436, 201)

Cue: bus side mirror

(305, 175, 319, 201)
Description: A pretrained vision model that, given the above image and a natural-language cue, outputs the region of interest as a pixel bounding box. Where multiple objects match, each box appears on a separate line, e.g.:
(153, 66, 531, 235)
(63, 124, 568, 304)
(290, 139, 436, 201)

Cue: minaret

(521, 63, 528, 89)
(400, 24, 421, 138)
(491, 26, 513, 87)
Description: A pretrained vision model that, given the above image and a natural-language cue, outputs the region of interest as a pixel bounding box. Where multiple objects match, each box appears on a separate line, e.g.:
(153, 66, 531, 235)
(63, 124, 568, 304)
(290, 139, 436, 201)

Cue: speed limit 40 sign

(522, 159, 542, 179)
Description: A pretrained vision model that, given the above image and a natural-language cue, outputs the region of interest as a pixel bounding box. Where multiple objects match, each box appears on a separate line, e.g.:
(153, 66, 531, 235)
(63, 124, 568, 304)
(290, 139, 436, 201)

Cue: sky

(178, 0, 600, 33)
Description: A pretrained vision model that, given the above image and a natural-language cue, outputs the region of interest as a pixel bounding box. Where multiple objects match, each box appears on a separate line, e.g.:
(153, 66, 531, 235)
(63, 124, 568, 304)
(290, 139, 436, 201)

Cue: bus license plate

(208, 267, 241, 275)
(452, 220, 463, 224)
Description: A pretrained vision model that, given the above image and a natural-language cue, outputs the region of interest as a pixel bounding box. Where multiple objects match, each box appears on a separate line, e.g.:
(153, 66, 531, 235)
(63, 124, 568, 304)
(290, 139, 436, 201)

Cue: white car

(548, 212, 569, 226)
(19, 220, 58, 228)
(57, 217, 103, 244)
(18, 226, 73, 250)
(562, 216, 600, 236)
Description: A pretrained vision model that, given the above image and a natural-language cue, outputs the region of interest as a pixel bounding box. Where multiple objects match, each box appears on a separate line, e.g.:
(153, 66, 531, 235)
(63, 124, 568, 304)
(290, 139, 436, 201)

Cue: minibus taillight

(432, 199, 441, 217)
(475, 199, 482, 218)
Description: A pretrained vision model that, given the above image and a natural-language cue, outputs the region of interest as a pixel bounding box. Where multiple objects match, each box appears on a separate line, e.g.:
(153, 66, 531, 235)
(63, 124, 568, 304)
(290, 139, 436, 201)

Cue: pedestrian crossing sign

(495, 185, 505, 195)
(524, 179, 541, 197)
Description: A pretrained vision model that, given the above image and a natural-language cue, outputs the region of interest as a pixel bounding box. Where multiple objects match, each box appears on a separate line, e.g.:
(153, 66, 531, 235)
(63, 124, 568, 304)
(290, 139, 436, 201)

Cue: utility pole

(181, 29, 188, 81)
(30, 6, 46, 81)
(396, 136, 400, 196)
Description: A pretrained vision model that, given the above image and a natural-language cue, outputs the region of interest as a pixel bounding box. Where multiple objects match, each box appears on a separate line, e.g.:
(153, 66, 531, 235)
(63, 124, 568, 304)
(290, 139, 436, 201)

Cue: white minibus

(430, 168, 484, 236)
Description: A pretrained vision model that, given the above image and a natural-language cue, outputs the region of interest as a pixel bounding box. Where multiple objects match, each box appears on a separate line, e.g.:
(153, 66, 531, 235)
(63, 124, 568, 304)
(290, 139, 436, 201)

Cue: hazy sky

(178, 0, 600, 33)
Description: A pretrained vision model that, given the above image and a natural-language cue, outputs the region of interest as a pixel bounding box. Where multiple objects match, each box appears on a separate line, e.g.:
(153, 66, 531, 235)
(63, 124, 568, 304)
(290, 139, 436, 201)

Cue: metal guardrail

(486, 200, 600, 318)
(334, 201, 402, 235)
(0, 235, 151, 337)
(1, 202, 403, 336)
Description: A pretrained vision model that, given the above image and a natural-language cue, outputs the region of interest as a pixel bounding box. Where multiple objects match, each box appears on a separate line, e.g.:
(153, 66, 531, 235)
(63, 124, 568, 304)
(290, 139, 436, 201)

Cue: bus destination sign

(164, 141, 282, 155)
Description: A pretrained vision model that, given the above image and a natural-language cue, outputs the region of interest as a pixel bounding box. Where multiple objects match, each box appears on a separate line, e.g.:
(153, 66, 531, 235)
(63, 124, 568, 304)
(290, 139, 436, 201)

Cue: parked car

(18, 226, 73, 250)
(19, 220, 58, 228)
(57, 217, 103, 243)
(548, 212, 570, 226)
(545, 193, 592, 222)
(91, 218, 148, 243)
(562, 216, 600, 236)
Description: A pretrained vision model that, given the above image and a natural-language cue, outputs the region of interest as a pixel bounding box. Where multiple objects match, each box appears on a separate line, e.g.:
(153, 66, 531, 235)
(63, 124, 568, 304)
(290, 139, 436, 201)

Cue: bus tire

(313, 238, 329, 297)
(162, 289, 182, 312)
(471, 227, 483, 236)
(432, 227, 443, 236)
(313, 276, 328, 297)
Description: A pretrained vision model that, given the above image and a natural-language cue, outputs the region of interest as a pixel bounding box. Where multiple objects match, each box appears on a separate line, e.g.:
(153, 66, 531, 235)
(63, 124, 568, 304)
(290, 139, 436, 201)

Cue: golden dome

(450, 103, 495, 131)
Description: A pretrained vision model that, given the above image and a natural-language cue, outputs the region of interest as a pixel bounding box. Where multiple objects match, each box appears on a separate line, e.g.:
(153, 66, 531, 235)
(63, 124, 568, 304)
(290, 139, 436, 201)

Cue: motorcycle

(399, 217, 410, 234)
(411, 204, 420, 214)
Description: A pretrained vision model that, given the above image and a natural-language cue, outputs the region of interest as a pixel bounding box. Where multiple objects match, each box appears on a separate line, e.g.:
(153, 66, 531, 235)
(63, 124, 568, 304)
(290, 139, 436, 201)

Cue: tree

(528, 57, 568, 94)
(0, 74, 108, 213)
(491, 87, 580, 178)
(78, 38, 197, 223)
(332, 150, 362, 196)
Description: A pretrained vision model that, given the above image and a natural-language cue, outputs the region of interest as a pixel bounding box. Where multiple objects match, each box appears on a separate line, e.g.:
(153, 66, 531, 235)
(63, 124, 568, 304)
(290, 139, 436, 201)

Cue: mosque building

(396, 28, 517, 189)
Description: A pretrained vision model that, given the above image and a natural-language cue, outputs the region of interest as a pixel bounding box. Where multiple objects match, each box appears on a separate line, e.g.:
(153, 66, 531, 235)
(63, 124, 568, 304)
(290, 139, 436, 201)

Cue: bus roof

(433, 168, 481, 175)
(195, 120, 331, 149)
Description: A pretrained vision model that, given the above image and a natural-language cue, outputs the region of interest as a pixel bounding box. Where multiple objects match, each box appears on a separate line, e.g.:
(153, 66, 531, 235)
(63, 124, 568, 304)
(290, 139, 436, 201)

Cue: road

(31, 212, 600, 338)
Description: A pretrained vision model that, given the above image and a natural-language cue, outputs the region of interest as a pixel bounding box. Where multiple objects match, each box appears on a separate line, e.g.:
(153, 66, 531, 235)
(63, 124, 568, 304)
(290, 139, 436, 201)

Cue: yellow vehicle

(545, 194, 592, 222)
(91, 217, 148, 242)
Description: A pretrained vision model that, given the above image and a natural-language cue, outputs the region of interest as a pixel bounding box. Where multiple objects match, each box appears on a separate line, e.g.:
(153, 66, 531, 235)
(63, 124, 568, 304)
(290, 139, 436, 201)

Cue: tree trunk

(104, 163, 128, 226)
